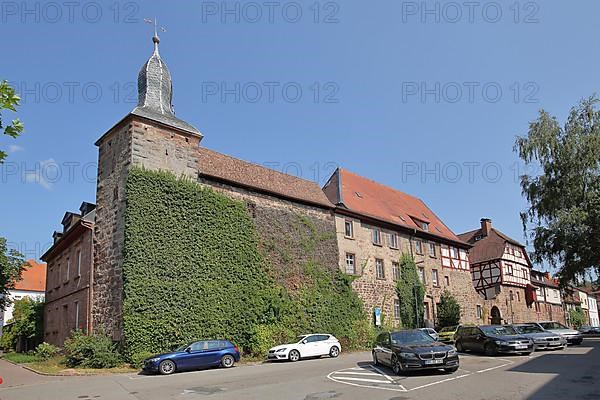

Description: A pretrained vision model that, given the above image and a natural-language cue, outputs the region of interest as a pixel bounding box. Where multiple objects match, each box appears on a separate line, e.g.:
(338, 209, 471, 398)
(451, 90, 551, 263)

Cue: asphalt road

(1, 338, 599, 400)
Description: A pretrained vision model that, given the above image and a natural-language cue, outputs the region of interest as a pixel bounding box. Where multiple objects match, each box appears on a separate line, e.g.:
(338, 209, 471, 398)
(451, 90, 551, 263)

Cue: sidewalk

(0, 359, 53, 388)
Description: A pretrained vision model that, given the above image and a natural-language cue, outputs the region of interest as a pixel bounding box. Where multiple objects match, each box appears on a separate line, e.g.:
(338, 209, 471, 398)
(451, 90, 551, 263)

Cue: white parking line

(368, 365, 395, 383)
(334, 377, 393, 384)
(407, 373, 472, 391)
(326, 371, 408, 393)
(335, 371, 382, 376)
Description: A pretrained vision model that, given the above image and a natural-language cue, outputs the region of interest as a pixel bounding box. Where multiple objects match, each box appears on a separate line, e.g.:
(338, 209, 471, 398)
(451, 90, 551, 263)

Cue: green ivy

(395, 254, 425, 328)
(122, 168, 366, 360)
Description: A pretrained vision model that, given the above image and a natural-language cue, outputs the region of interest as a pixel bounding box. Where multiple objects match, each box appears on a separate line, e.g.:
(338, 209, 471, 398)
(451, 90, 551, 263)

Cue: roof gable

(458, 226, 530, 265)
(326, 168, 465, 245)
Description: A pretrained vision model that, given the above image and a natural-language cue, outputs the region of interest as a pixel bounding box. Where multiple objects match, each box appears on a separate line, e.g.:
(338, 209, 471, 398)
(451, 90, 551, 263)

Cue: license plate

(425, 359, 443, 365)
(515, 345, 527, 349)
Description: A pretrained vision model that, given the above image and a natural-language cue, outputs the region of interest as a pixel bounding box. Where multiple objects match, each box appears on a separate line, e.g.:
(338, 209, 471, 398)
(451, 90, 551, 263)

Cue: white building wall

(588, 297, 599, 327)
(545, 287, 562, 305)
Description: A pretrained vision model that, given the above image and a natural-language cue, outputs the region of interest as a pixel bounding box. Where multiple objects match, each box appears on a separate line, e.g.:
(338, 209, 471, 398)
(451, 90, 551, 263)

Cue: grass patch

(2, 354, 137, 375)
(3, 352, 42, 363)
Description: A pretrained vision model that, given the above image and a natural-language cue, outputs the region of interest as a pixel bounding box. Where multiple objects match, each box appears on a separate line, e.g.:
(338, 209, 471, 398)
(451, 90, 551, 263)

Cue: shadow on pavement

(507, 339, 600, 400)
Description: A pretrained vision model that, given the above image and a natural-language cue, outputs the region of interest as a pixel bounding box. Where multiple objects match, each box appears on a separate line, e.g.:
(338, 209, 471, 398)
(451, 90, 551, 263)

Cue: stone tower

(92, 33, 202, 339)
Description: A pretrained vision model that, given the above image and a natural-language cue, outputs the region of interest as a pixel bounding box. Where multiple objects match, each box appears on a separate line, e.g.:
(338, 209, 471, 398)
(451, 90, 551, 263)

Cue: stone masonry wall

(197, 178, 340, 290)
(335, 214, 482, 327)
(93, 117, 200, 340)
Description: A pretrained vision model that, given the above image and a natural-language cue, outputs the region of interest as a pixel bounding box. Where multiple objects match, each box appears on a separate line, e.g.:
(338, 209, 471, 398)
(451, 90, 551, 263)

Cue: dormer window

(421, 222, 429, 231)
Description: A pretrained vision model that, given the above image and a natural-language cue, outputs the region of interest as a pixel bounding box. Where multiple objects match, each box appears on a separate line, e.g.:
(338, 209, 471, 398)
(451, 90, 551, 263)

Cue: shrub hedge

(122, 168, 366, 360)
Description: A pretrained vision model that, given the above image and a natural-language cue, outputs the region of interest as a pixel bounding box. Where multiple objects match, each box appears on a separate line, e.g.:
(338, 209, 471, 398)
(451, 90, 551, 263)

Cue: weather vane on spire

(144, 17, 167, 46)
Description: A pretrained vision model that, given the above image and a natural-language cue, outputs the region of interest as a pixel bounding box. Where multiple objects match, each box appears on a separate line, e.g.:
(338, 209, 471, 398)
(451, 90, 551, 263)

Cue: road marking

(327, 371, 408, 393)
(368, 365, 395, 383)
(333, 376, 392, 384)
(407, 373, 472, 391)
(335, 371, 382, 376)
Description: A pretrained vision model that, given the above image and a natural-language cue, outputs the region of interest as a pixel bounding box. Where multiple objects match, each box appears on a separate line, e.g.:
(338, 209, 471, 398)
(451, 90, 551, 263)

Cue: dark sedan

(143, 339, 241, 375)
(455, 325, 533, 356)
(372, 330, 459, 375)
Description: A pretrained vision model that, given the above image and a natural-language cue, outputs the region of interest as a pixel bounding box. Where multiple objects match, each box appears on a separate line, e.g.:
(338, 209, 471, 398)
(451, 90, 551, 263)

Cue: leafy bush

(569, 307, 587, 329)
(129, 351, 155, 368)
(0, 327, 16, 351)
(3, 352, 42, 363)
(63, 331, 121, 368)
(436, 290, 461, 328)
(122, 168, 367, 359)
(0, 297, 44, 352)
(395, 254, 425, 328)
(35, 342, 59, 360)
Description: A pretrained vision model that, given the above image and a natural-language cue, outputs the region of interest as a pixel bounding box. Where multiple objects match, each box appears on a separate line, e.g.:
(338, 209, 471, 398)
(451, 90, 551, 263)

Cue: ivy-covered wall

(122, 168, 367, 359)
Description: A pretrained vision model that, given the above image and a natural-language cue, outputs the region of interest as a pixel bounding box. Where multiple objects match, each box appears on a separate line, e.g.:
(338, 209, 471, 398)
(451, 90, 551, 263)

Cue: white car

(267, 334, 341, 362)
(420, 328, 440, 341)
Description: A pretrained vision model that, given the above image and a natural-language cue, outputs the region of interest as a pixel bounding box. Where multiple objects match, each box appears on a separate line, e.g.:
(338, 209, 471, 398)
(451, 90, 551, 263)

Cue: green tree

(437, 290, 461, 328)
(568, 306, 587, 329)
(1, 297, 44, 351)
(515, 96, 600, 285)
(0, 80, 24, 163)
(0, 237, 28, 310)
(395, 253, 425, 328)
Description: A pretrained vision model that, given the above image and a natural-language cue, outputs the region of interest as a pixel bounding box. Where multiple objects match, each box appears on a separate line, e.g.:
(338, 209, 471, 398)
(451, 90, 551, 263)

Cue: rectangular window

(421, 222, 429, 231)
(444, 276, 450, 286)
(394, 299, 400, 320)
(516, 291, 521, 302)
(432, 269, 439, 286)
(506, 264, 514, 275)
(428, 242, 436, 257)
(65, 259, 70, 282)
(74, 301, 79, 330)
(77, 250, 82, 276)
(451, 247, 459, 258)
(345, 253, 356, 274)
(418, 267, 425, 283)
(392, 262, 400, 281)
(389, 233, 398, 249)
(476, 305, 482, 319)
(344, 220, 354, 238)
(375, 259, 385, 279)
(424, 302, 430, 320)
(415, 240, 423, 254)
(372, 228, 382, 245)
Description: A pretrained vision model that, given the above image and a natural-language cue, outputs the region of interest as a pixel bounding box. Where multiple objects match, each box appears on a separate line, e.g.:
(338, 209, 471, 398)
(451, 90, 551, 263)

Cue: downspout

(87, 224, 94, 334)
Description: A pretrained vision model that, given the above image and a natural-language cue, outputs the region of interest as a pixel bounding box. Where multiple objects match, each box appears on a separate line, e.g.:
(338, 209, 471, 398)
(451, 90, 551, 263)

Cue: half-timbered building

(458, 219, 539, 324)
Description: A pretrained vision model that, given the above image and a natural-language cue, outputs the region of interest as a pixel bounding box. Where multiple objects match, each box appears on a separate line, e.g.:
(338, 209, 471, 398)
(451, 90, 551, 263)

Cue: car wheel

(221, 354, 235, 368)
(444, 366, 459, 373)
(484, 343, 498, 357)
(329, 346, 340, 358)
(158, 360, 176, 375)
(372, 352, 379, 365)
(289, 350, 301, 362)
(391, 355, 403, 375)
(455, 341, 464, 352)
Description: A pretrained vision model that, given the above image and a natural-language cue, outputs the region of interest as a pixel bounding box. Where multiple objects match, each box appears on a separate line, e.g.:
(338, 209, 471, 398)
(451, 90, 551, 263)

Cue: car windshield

(480, 326, 517, 336)
(391, 330, 435, 345)
(515, 325, 543, 334)
(440, 326, 457, 333)
(540, 322, 567, 330)
(174, 343, 192, 351)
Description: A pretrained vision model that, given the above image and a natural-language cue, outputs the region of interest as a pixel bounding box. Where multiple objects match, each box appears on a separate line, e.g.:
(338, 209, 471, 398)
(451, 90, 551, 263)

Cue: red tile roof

(13, 260, 46, 292)
(197, 147, 334, 208)
(458, 227, 531, 266)
(323, 168, 466, 245)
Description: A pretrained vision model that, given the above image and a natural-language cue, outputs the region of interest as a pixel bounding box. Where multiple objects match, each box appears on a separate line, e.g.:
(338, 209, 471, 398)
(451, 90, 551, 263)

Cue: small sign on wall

(374, 307, 382, 326)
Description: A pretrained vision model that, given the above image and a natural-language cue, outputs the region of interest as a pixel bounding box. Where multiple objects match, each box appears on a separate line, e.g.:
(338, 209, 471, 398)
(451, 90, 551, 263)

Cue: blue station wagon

(142, 339, 241, 375)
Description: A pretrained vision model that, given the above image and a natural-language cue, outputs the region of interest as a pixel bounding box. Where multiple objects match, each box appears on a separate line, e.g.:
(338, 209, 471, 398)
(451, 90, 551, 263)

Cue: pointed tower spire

(131, 22, 201, 137)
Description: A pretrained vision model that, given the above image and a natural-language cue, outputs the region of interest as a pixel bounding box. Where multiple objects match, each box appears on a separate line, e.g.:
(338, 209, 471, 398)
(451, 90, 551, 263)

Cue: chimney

(480, 218, 492, 236)
(544, 272, 551, 280)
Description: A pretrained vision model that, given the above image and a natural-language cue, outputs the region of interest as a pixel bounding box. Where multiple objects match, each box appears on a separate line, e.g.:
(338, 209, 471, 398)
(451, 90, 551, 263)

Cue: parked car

(454, 325, 533, 356)
(420, 328, 440, 341)
(372, 330, 459, 375)
(528, 321, 583, 345)
(142, 339, 240, 375)
(267, 334, 341, 362)
(512, 324, 566, 350)
(578, 326, 600, 335)
(438, 325, 460, 344)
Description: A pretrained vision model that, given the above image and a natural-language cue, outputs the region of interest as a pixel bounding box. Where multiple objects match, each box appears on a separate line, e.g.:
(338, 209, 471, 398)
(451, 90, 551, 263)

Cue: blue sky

(2, 0, 599, 265)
